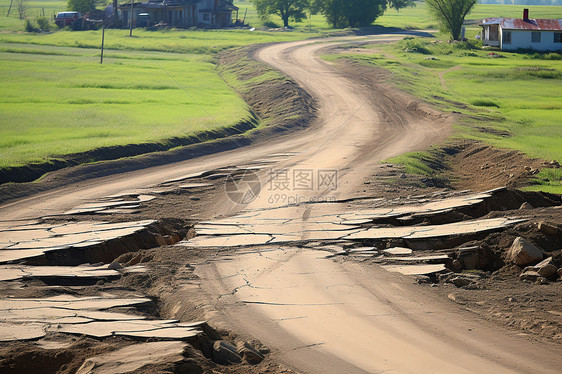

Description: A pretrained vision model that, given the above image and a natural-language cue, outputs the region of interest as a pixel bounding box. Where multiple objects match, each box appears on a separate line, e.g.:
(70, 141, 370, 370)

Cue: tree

(388, 0, 416, 12)
(315, 0, 387, 28)
(67, 0, 96, 13)
(252, 0, 310, 28)
(16, 0, 26, 19)
(425, 0, 477, 40)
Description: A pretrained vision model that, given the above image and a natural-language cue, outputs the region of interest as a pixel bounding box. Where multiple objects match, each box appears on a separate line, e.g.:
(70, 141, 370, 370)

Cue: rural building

(480, 9, 562, 51)
(119, 0, 238, 28)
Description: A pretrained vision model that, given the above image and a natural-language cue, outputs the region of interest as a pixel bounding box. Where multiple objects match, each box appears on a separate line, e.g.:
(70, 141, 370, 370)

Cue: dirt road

(1, 35, 560, 373)
(197, 39, 560, 373)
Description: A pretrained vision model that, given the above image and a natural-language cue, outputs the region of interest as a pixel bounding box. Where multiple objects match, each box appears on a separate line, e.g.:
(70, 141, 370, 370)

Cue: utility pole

(100, 24, 105, 64)
(129, 0, 134, 36)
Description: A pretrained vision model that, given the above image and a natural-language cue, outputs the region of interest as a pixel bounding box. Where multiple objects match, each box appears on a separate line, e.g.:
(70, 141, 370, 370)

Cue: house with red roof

(480, 9, 562, 51)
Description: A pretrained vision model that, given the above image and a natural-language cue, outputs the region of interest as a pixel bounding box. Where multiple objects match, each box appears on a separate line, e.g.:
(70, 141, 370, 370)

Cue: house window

(555, 32, 562, 43)
(531, 31, 541, 43)
(503, 31, 511, 44)
(203, 13, 210, 21)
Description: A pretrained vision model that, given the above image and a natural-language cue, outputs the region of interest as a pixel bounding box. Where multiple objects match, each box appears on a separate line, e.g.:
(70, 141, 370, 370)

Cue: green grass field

(325, 31, 562, 192)
(0, 2, 318, 169)
(0, 44, 251, 168)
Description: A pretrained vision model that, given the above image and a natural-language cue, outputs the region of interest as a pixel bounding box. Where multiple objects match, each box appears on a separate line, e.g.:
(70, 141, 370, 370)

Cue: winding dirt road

(2, 35, 560, 373)
(196, 38, 561, 374)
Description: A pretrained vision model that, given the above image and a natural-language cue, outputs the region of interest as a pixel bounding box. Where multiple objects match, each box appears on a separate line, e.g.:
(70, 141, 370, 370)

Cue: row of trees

(252, 0, 416, 29)
(252, 0, 478, 40)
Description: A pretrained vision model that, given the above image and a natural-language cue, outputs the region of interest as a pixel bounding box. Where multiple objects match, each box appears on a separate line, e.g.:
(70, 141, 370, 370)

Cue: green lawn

(0, 44, 252, 168)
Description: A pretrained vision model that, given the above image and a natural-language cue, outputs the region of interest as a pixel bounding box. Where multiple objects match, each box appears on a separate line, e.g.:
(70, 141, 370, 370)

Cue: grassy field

(376, 2, 562, 30)
(0, 44, 252, 168)
(324, 32, 562, 192)
(0, 3, 319, 169)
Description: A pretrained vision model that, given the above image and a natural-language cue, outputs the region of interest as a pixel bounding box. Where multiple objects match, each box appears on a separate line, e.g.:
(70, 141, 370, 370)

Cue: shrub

(263, 21, 280, 28)
(400, 38, 431, 54)
(25, 19, 38, 33)
(36, 16, 51, 31)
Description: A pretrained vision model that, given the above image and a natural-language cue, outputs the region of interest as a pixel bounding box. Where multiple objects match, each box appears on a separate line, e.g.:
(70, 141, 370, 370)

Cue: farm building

(480, 9, 562, 51)
(119, 0, 238, 28)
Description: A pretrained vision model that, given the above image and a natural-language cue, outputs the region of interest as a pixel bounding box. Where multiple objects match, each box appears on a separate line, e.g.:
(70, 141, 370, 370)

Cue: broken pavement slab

(344, 218, 525, 241)
(76, 341, 191, 374)
(382, 264, 447, 275)
(0, 323, 47, 342)
(0, 220, 156, 264)
(382, 247, 413, 255)
(0, 295, 206, 342)
(0, 264, 119, 282)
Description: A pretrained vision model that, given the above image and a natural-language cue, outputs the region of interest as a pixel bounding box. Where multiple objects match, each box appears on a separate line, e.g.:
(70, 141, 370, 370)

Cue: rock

(447, 293, 466, 305)
(558, 268, 562, 278)
(538, 222, 559, 236)
(451, 276, 473, 288)
(189, 196, 201, 201)
(519, 271, 540, 281)
(155, 235, 168, 246)
(236, 341, 265, 365)
(451, 259, 463, 272)
(527, 257, 558, 278)
(399, 173, 406, 179)
(212, 340, 242, 365)
(507, 237, 543, 266)
(438, 272, 454, 283)
(519, 202, 533, 210)
(537, 277, 549, 285)
(107, 261, 122, 270)
(415, 275, 431, 284)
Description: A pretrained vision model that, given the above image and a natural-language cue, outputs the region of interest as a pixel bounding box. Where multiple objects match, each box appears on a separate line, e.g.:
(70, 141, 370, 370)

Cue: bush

(36, 16, 51, 31)
(263, 21, 280, 28)
(25, 19, 38, 33)
(400, 38, 431, 54)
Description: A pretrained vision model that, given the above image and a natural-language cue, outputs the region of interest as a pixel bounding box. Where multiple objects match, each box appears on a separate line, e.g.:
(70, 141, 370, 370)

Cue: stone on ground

(236, 341, 265, 364)
(507, 237, 543, 266)
(522, 257, 558, 279)
(212, 340, 242, 364)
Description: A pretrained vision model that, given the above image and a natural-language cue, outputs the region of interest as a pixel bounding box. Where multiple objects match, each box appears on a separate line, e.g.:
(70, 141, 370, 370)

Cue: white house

(480, 9, 562, 51)
(119, 0, 238, 29)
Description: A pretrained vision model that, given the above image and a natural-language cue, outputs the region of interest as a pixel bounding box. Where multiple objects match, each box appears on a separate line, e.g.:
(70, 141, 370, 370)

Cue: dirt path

(439, 65, 462, 90)
(195, 39, 560, 373)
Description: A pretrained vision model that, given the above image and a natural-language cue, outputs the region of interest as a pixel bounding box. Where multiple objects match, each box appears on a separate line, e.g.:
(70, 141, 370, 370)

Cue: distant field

(325, 36, 562, 192)
(0, 44, 251, 168)
(377, 3, 562, 30)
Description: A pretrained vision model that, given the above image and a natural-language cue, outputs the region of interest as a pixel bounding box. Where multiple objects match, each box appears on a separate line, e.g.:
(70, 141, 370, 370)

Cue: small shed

(480, 9, 562, 51)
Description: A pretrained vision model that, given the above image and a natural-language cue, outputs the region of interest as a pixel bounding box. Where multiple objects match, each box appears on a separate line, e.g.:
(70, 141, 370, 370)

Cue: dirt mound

(218, 45, 318, 138)
(445, 141, 556, 191)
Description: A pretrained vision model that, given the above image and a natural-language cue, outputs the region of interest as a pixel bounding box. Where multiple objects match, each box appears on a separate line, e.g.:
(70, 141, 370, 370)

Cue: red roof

(481, 18, 562, 31)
